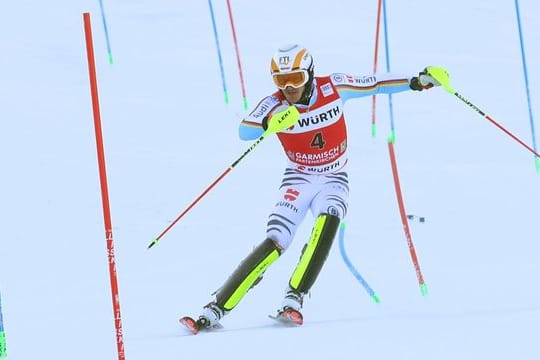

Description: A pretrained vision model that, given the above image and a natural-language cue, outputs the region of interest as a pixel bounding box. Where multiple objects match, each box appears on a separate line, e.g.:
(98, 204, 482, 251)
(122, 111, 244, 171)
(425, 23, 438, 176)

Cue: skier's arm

(238, 95, 282, 140)
(238, 120, 264, 140)
(332, 69, 440, 103)
(331, 73, 410, 102)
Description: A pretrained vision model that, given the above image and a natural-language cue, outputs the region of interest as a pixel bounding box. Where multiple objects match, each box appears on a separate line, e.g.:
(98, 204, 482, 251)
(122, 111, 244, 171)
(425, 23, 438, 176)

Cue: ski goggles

(272, 70, 309, 89)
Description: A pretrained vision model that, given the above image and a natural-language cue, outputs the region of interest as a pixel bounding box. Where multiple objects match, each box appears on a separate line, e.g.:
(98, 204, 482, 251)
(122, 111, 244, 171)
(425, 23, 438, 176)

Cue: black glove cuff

(409, 77, 423, 91)
(261, 116, 269, 130)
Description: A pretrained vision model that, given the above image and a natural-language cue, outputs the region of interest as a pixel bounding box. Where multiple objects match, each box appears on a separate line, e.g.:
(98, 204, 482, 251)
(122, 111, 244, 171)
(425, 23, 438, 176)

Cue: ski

(180, 308, 303, 335)
(268, 308, 303, 326)
(179, 316, 223, 335)
(179, 316, 201, 335)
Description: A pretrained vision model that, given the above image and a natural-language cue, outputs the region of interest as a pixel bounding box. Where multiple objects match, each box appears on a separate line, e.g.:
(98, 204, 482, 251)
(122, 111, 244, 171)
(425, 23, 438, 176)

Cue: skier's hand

(261, 116, 269, 130)
(264, 105, 300, 134)
(410, 67, 441, 91)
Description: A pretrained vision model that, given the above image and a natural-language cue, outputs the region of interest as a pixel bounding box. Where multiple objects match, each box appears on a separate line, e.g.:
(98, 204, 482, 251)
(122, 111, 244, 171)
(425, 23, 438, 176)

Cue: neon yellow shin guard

(216, 238, 281, 311)
(290, 213, 340, 293)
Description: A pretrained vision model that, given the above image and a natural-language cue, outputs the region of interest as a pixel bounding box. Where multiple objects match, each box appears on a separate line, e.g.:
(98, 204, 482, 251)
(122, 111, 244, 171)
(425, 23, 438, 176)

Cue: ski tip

(179, 316, 200, 335)
(179, 316, 223, 334)
(269, 308, 303, 326)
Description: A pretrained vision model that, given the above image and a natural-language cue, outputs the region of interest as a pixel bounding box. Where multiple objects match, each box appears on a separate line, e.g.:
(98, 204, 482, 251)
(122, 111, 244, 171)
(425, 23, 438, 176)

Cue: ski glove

(261, 116, 269, 130)
(410, 68, 440, 91)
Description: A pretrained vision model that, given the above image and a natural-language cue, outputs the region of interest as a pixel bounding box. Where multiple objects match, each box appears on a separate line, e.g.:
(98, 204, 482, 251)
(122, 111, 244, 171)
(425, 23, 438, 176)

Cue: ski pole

(148, 106, 300, 249)
(426, 67, 540, 159)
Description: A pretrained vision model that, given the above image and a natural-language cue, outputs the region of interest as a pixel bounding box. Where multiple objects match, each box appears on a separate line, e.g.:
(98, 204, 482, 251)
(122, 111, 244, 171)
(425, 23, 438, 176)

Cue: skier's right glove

(261, 116, 269, 130)
(410, 68, 440, 91)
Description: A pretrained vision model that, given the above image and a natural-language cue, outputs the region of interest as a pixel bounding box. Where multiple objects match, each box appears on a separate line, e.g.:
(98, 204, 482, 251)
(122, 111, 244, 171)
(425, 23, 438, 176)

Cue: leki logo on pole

(278, 109, 290, 124)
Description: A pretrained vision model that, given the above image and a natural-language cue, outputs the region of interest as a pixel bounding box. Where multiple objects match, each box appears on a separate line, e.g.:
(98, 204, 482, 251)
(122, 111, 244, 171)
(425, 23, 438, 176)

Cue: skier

(181, 44, 443, 333)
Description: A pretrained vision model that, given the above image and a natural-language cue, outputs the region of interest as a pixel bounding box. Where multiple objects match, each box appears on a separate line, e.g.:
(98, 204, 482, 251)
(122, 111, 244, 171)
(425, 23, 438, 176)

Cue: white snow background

(1, 0, 539, 359)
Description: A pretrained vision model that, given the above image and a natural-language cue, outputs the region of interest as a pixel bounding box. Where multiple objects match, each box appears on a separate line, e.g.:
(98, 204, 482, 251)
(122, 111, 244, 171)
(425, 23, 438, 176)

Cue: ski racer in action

(180, 44, 443, 333)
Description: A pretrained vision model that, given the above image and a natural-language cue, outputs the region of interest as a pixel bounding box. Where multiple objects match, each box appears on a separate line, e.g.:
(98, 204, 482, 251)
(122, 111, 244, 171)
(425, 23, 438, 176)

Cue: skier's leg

(215, 238, 281, 312)
(281, 213, 341, 311)
(281, 171, 348, 312)
(310, 171, 349, 219)
(216, 168, 314, 309)
(266, 168, 317, 250)
(200, 169, 314, 326)
(197, 238, 281, 328)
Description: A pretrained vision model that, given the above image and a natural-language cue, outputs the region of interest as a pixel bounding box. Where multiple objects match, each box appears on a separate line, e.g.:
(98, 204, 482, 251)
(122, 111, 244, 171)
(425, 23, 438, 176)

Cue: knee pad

(289, 213, 340, 294)
(215, 238, 281, 311)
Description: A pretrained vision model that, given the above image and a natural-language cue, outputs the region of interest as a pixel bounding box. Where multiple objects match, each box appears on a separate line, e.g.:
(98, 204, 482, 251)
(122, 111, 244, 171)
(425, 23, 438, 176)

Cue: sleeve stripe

(240, 120, 262, 128)
(335, 79, 409, 92)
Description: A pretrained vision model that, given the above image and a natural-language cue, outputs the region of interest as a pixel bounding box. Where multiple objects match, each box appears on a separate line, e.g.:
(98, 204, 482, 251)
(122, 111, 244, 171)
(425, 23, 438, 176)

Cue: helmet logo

(279, 56, 290, 66)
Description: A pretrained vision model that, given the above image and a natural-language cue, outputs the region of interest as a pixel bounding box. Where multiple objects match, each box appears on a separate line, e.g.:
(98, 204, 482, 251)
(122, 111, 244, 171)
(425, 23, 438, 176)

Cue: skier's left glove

(410, 68, 440, 91)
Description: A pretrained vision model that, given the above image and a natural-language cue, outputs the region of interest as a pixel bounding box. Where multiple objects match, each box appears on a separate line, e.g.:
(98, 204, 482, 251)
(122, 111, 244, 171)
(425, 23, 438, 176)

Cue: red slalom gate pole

(370, 0, 383, 138)
(225, 0, 249, 110)
(83, 12, 125, 360)
(387, 141, 428, 296)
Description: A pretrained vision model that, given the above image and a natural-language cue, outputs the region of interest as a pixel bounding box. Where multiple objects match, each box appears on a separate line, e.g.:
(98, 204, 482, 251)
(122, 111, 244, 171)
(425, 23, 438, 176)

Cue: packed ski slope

(1, 0, 539, 359)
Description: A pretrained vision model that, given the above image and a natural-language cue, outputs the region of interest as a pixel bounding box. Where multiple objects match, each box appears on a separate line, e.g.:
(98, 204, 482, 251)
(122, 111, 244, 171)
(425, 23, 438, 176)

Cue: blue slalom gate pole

(514, 0, 539, 171)
(98, 0, 114, 64)
(381, 0, 396, 143)
(338, 223, 380, 303)
(0, 290, 7, 359)
(208, 0, 230, 104)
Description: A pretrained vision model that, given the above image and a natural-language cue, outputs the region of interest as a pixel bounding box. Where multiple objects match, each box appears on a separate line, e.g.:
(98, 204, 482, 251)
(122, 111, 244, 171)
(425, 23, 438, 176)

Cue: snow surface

(1, 0, 540, 359)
